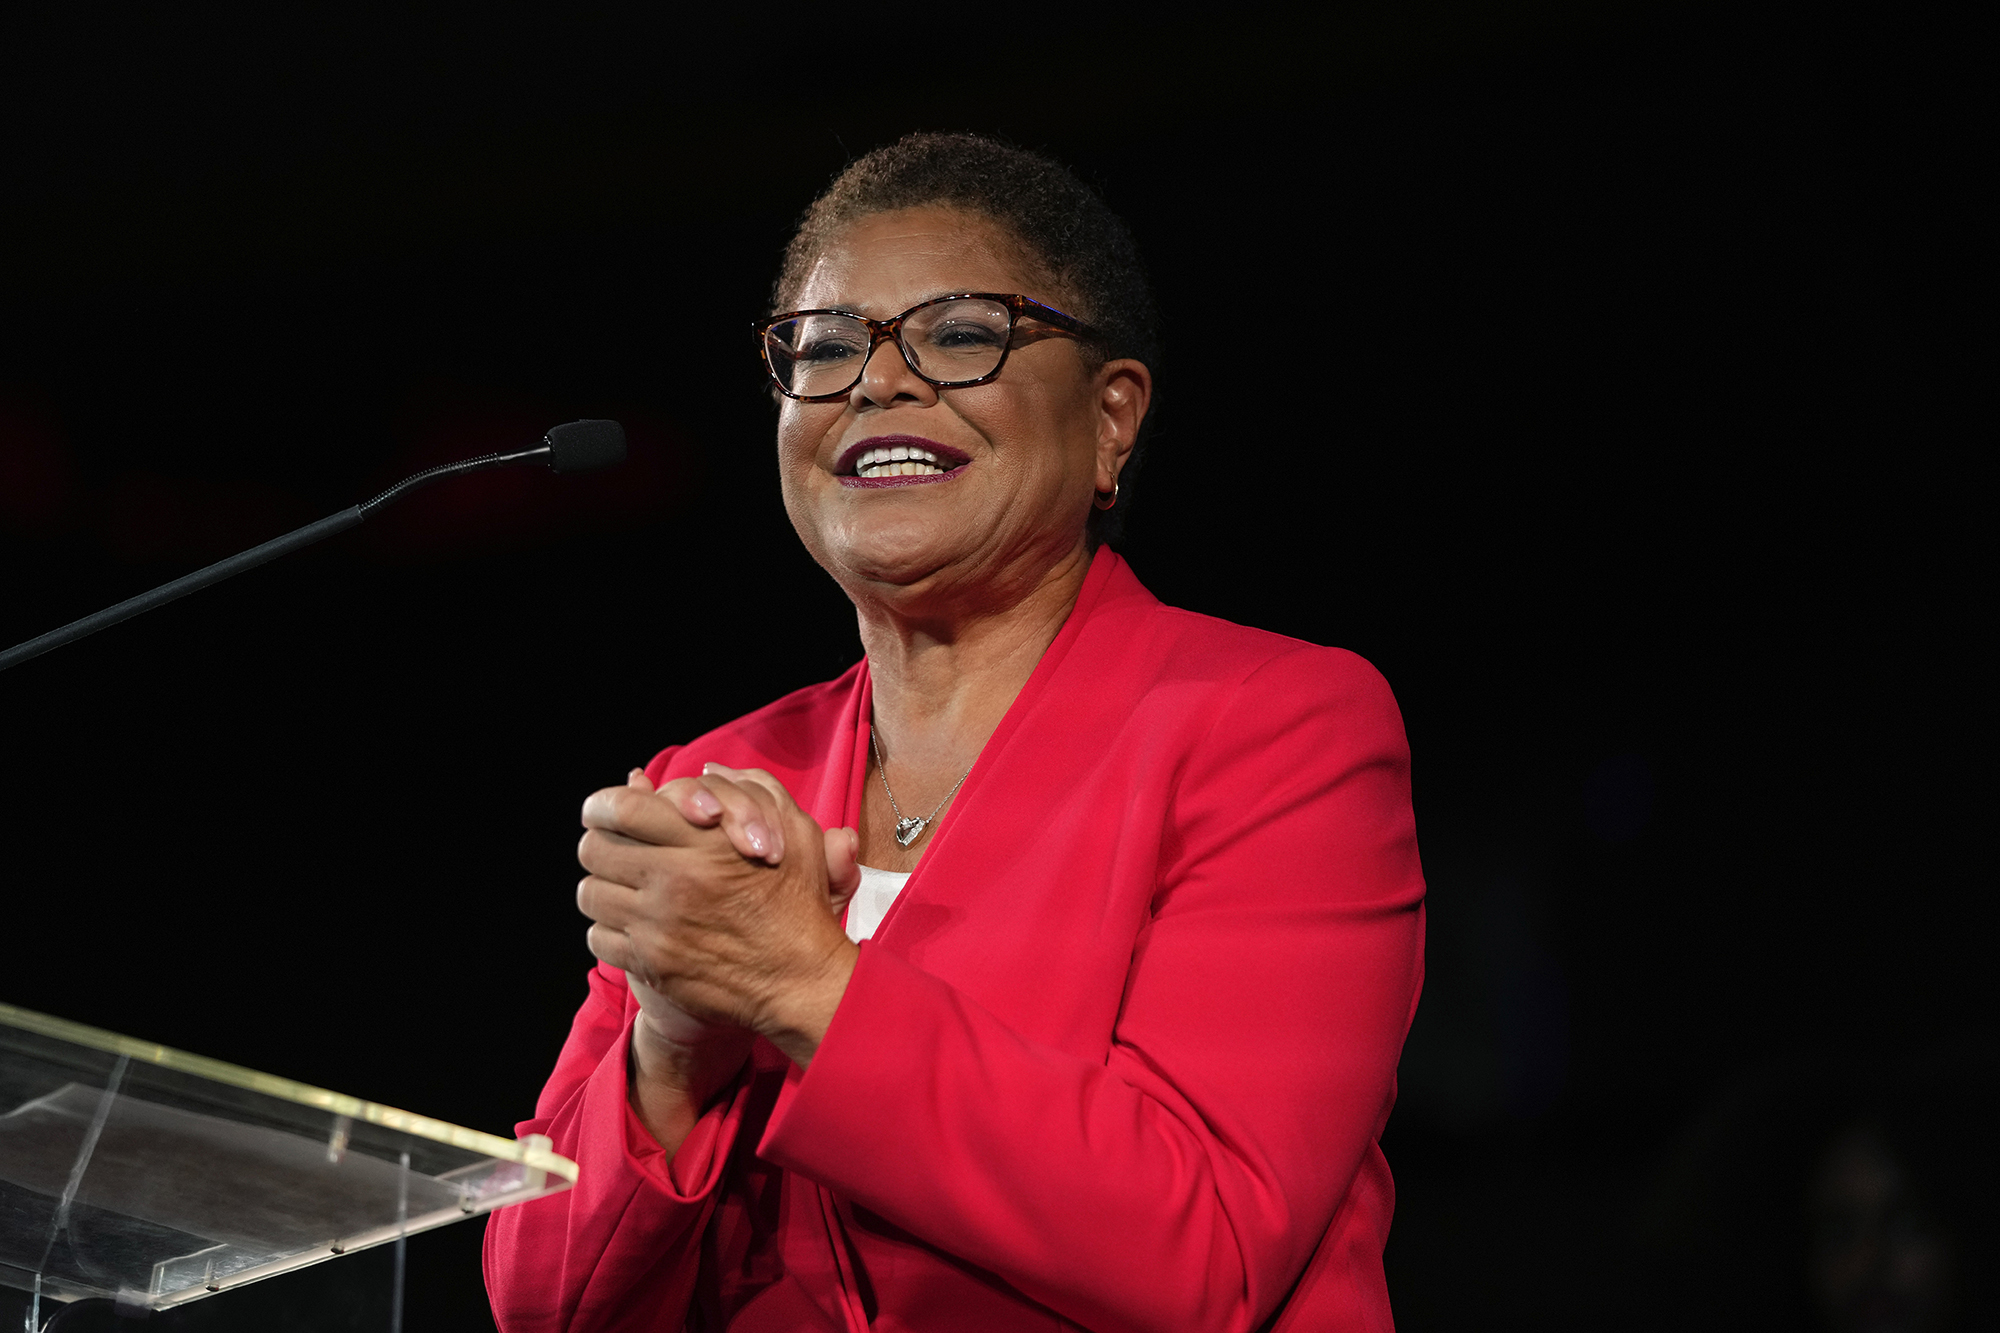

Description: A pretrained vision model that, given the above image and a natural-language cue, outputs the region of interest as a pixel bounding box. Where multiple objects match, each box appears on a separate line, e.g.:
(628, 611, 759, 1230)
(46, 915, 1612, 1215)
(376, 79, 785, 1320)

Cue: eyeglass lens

(765, 298, 1013, 397)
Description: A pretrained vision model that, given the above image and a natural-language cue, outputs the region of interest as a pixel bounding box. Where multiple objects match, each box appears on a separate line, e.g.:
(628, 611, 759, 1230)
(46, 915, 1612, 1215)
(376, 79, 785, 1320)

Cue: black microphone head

(544, 419, 627, 473)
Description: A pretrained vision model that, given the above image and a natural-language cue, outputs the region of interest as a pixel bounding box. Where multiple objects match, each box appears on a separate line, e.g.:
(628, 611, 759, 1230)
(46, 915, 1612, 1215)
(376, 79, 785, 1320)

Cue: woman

(485, 133, 1425, 1332)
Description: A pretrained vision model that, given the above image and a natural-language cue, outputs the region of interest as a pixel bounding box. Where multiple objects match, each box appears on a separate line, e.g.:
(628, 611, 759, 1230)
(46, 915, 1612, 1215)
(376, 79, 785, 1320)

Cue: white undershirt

(844, 864, 913, 943)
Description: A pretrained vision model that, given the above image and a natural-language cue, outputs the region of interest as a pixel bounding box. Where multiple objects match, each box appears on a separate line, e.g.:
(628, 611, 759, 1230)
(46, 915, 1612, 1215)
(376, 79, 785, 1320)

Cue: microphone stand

(0, 425, 619, 674)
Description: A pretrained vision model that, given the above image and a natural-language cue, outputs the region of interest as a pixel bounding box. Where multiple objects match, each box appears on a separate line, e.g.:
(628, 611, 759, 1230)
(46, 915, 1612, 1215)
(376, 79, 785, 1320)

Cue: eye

(798, 329, 867, 363)
(775, 313, 871, 368)
(926, 319, 1007, 350)
(905, 299, 1012, 359)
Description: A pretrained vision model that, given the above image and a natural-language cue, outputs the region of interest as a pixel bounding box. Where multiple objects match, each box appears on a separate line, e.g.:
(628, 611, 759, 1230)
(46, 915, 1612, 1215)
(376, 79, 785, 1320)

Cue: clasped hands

(577, 763, 862, 1111)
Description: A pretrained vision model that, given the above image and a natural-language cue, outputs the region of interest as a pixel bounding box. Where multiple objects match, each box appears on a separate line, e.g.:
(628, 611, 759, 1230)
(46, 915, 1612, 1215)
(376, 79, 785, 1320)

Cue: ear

(1092, 358, 1153, 493)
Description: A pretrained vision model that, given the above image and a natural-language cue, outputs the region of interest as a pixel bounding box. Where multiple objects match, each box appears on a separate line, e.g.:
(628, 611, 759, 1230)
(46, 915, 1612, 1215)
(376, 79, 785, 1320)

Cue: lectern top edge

(0, 1000, 577, 1184)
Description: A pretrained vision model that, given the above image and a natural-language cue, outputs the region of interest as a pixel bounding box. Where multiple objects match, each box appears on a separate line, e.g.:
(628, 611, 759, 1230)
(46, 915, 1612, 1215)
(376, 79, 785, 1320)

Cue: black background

(1, 3, 1988, 1328)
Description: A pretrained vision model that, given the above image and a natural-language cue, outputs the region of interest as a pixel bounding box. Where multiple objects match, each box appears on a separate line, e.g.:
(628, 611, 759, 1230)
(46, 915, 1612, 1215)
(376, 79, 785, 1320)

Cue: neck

(857, 539, 1093, 784)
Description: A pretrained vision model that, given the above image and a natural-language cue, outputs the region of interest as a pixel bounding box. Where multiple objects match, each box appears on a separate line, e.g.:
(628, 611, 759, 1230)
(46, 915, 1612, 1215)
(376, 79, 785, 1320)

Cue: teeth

(852, 445, 949, 477)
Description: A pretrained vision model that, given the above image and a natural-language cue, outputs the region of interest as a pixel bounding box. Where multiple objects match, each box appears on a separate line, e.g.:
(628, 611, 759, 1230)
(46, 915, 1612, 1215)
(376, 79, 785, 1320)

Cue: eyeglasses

(753, 293, 1101, 402)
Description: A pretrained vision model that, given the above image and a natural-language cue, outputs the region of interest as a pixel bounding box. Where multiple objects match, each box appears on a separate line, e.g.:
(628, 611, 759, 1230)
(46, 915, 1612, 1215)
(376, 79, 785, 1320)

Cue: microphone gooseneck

(0, 420, 628, 674)
(356, 446, 549, 517)
(353, 421, 626, 516)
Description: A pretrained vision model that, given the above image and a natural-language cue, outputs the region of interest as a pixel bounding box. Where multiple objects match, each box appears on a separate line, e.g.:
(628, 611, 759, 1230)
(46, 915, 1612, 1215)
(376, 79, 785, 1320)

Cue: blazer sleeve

(483, 750, 755, 1332)
(757, 647, 1426, 1333)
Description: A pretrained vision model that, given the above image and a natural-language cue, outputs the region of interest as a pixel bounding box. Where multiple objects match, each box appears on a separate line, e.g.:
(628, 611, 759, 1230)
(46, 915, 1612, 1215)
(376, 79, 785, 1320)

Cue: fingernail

(690, 789, 722, 818)
(744, 822, 773, 856)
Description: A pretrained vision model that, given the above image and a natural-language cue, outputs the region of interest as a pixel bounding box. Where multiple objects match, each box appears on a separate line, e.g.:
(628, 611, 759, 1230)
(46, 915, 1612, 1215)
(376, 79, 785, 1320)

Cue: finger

(701, 764, 799, 816)
(581, 784, 704, 844)
(692, 773, 785, 865)
(627, 767, 656, 794)
(577, 823, 714, 895)
(680, 777, 775, 864)
(576, 873, 643, 932)
(660, 776, 725, 827)
(660, 775, 764, 863)
(823, 826, 861, 913)
(699, 764, 804, 867)
(585, 920, 636, 972)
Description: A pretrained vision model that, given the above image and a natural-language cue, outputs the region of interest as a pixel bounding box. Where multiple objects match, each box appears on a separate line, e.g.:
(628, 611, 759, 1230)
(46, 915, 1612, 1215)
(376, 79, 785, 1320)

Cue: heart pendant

(894, 817, 926, 848)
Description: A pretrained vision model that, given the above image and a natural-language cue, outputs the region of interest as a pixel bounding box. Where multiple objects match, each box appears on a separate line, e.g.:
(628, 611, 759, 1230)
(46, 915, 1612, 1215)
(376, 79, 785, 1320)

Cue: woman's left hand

(577, 764, 861, 1067)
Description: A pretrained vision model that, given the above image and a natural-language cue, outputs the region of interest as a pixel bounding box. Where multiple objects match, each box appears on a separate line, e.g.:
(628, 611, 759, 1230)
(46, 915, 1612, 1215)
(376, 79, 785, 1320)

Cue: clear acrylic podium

(0, 1002, 575, 1323)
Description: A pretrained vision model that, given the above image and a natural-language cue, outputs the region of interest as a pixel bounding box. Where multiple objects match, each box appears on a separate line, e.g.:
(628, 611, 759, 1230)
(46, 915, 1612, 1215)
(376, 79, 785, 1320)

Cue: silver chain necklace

(869, 719, 974, 848)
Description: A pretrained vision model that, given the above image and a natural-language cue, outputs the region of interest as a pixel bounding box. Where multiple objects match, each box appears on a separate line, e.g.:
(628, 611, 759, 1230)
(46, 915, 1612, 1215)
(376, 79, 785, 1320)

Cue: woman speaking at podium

(486, 134, 1425, 1332)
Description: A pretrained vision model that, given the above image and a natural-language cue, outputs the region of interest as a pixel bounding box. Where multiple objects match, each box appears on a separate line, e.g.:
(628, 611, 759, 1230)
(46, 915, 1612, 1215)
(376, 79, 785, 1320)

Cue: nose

(851, 330, 939, 410)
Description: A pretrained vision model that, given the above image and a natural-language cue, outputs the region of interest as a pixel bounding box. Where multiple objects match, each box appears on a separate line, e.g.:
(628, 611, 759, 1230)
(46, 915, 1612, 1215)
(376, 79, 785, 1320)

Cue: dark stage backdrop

(1, 4, 1987, 1330)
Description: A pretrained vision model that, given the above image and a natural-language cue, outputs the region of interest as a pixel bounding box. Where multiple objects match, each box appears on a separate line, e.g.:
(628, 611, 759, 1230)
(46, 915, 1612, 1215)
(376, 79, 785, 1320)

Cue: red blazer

(485, 550, 1426, 1332)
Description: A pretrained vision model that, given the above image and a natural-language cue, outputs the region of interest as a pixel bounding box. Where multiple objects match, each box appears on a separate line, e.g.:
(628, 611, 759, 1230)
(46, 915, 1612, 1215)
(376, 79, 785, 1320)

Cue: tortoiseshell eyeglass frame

(752, 293, 1103, 402)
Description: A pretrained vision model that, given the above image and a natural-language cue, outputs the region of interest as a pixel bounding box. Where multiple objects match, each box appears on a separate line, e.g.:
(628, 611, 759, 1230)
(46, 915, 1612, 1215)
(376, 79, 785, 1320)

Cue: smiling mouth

(855, 445, 951, 478)
(836, 436, 972, 481)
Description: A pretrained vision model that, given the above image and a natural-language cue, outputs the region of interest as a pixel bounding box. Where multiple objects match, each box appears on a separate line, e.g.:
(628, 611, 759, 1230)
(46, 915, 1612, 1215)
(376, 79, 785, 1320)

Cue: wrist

(626, 1013, 751, 1154)
(758, 937, 859, 1069)
(631, 1011, 752, 1105)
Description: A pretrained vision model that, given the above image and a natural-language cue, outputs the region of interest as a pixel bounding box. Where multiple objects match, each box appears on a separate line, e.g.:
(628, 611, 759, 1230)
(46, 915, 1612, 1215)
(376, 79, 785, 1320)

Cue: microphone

(0, 420, 627, 674)
(543, 418, 628, 474)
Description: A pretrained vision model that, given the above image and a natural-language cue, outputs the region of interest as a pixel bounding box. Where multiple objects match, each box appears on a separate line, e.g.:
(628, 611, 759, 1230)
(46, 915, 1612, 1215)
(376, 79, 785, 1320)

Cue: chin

(804, 514, 956, 587)
(839, 545, 960, 592)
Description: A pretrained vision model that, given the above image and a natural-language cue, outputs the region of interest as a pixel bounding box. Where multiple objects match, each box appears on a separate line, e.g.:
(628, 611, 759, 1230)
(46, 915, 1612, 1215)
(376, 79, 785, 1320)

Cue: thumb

(823, 827, 861, 912)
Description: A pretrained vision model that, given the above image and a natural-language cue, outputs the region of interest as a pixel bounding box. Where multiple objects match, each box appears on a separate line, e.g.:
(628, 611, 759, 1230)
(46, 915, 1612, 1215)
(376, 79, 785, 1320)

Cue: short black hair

(775, 132, 1159, 545)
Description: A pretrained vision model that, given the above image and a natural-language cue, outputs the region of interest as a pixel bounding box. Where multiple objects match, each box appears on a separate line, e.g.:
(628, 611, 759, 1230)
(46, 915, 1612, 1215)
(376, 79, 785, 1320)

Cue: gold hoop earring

(1093, 479, 1119, 511)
